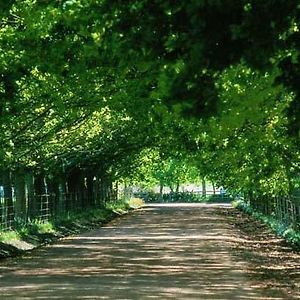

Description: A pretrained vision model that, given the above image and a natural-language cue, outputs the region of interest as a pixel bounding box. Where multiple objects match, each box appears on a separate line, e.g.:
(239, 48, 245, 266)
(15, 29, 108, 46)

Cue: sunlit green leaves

(200, 62, 297, 196)
(1, 0, 300, 203)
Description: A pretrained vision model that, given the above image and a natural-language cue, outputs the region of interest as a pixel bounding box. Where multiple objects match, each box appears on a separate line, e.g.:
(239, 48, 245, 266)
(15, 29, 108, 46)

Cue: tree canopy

(1, 0, 300, 197)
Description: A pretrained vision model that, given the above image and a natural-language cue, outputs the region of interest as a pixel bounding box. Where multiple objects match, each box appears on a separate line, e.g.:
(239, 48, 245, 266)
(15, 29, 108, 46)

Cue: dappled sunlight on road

(0, 204, 297, 299)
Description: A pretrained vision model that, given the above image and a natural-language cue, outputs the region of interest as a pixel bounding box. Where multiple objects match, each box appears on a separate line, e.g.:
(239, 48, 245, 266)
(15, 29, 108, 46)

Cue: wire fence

(39, 194, 52, 222)
(2, 176, 299, 232)
(243, 193, 300, 230)
(0, 185, 113, 231)
(0, 204, 14, 231)
(0, 194, 51, 231)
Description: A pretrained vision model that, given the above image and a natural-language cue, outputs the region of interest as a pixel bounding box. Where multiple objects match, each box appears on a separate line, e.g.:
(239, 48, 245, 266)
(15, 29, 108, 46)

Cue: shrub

(127, 197, 145, 208)
(233, 200, 300, 249)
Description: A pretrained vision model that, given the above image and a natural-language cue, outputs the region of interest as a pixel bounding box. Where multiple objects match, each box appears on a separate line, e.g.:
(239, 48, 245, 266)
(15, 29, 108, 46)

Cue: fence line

(0, 170, 116, 231)
(244, 193, 300, 230)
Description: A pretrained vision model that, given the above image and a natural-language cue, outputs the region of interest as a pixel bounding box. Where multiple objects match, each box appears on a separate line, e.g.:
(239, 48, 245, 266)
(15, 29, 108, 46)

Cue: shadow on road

(0, 204, 297, 299)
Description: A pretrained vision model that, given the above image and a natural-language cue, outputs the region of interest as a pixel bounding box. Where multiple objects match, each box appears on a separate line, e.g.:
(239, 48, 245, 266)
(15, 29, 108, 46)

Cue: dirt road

(0, 203, 299, 299)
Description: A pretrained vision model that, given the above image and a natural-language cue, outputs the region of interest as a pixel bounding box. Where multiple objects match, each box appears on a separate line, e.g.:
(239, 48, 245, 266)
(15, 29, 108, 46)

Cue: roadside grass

(0, 198, 144, 247)
(0, 231, 20, 243)
(233, 199, 300, 249)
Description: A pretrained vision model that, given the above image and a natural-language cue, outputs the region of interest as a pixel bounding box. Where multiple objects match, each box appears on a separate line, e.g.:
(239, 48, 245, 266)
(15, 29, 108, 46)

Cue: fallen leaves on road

(218, 208, 300, 298)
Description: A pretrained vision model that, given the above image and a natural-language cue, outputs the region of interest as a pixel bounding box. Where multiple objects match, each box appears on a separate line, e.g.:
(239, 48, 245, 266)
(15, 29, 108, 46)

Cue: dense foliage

(1, 0, 300, 208)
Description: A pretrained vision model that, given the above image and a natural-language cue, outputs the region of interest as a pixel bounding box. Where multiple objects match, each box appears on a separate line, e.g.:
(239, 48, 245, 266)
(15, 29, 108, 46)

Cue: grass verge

(0, 199, 144, 259)
(232, 199, 300, 249)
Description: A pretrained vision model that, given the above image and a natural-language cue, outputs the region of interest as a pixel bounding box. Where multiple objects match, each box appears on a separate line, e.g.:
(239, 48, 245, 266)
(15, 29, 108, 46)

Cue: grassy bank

(233, 200, 300, 249)
(0, 199, 144, 259)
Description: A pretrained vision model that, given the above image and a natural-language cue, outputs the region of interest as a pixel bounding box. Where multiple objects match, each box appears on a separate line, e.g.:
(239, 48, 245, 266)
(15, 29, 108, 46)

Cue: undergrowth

(233, 199, 300, 249)
(0, 231, 20, 243)
(0, 199, 141, 245)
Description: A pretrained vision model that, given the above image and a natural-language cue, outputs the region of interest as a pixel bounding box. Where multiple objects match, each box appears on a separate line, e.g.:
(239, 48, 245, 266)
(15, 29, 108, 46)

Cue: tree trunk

(26, 171, 36, 220)
(106, 178, 113, 202)
(33, 173, 47, 220)
(201, 177, 206, 197)
(79, 171, 86, 209)
(98, 177, 104, 205)
(115, 181, 119, 201)
(86, 173, 94, 207)
(14, 170, 27, 220)
(67, 167, 81, 211)
(55, 175, 67, 215)
(159, 181, 164, 201)
(212, 182, 216, 195)
(99, 177, 104, 204)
